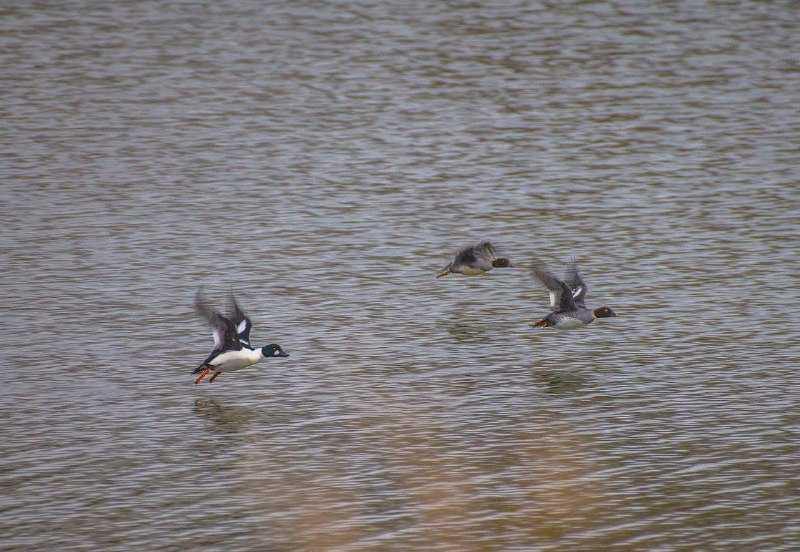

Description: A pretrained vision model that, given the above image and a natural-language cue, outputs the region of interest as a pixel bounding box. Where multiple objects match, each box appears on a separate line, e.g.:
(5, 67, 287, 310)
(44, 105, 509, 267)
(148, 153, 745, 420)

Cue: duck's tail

(192, 352, 216, 374)
(191, 363, 208, 374)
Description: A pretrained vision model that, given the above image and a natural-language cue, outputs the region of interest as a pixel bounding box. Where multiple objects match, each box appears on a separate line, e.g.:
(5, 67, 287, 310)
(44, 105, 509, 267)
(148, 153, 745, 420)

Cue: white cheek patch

(274, 350, 281, 355)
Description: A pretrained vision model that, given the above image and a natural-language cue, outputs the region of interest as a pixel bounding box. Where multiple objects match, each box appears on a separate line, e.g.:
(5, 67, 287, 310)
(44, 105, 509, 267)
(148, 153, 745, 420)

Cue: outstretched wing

(532, 261, 577, 312)
(473, 241, 497, 260)
(454, 241, 496, 269)
(564, 258, 588, 306)
(227, 291, 253, 347)
(195, 289, 241, 352)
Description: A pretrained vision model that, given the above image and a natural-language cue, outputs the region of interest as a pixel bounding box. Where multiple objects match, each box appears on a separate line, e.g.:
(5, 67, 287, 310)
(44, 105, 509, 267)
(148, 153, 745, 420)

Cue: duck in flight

(530, 259, 618, 328)
(436, 241, 514, 278)
(192, 289, 288, 384)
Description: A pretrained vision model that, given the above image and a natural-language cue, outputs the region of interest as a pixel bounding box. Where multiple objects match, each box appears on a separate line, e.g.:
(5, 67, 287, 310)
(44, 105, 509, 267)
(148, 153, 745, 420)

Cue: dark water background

(2, 1, 799, 550)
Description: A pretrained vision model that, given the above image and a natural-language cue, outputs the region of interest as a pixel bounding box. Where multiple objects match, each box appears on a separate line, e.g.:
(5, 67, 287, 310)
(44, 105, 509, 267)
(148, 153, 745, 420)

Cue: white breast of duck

(550, 308, 594, 328)
(209, 348, 263, 372)
(553, 317, 587, 329)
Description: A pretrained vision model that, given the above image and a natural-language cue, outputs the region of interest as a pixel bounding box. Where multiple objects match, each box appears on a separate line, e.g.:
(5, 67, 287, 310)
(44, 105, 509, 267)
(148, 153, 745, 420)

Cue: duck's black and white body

(192, 290, 288, 384)
(436, 241, 514, 278)
(530, 259, 617, 328)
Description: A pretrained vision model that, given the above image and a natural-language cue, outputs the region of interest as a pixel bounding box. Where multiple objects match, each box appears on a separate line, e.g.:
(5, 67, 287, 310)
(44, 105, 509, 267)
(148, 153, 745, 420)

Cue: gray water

(2, 1, 799, 550)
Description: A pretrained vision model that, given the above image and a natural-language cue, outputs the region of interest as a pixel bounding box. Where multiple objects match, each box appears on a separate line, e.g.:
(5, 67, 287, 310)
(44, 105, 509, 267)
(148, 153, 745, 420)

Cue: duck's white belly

(554, 318, 586, 330)
(210, 349, 262, 372)
(460, 266, 487, 276)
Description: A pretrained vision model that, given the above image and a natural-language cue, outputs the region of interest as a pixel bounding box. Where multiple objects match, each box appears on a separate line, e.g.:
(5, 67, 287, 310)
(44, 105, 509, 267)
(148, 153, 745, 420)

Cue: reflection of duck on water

(193, 397, 259, 433)
(533, 370, 589, 394)
(447, 320, 489, 343)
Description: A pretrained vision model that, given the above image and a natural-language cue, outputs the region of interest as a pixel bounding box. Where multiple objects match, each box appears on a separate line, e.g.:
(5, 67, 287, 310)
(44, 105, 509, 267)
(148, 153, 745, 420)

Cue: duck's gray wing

(227, 291, 253, 347)
(564, 258, 588, 306)
(473, 241, 497, 260)
(454, 241, 495, 270)
(195, 289, 241, 352)
(532, 261, 577, 311)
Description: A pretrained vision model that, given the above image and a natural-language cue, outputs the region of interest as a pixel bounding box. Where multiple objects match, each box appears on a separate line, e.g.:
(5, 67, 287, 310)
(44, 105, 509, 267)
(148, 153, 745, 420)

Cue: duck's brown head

(592, 306, 618, 319)
(491, 257, 514, 268)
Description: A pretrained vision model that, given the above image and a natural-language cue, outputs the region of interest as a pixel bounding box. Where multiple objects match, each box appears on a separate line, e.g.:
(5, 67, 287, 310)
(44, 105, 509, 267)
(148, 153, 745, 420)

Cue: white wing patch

(237, 320, 248, 333)
(572, 286, 583, 298)
(212, 327, 222, 349)
(549, 291, 556, 309)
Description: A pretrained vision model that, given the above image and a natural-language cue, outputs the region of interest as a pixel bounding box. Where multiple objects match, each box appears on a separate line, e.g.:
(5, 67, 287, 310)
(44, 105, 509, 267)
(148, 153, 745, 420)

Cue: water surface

(2, 1, 799, 550)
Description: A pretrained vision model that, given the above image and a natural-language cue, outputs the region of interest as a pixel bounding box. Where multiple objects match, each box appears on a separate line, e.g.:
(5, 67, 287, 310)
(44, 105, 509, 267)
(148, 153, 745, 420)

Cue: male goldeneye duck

(436, 241, 514, 278)
(192, 289, 288, 384)
(529, 259, 618, 328)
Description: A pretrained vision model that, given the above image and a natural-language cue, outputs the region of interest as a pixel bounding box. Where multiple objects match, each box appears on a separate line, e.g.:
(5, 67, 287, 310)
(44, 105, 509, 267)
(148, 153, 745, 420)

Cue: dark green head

(592, 306, 618, 319)
(261, 344, 289, 358)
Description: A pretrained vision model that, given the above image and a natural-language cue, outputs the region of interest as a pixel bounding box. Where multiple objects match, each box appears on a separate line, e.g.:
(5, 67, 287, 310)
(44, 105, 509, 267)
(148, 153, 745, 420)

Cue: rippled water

(2, 1, 799, 550)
